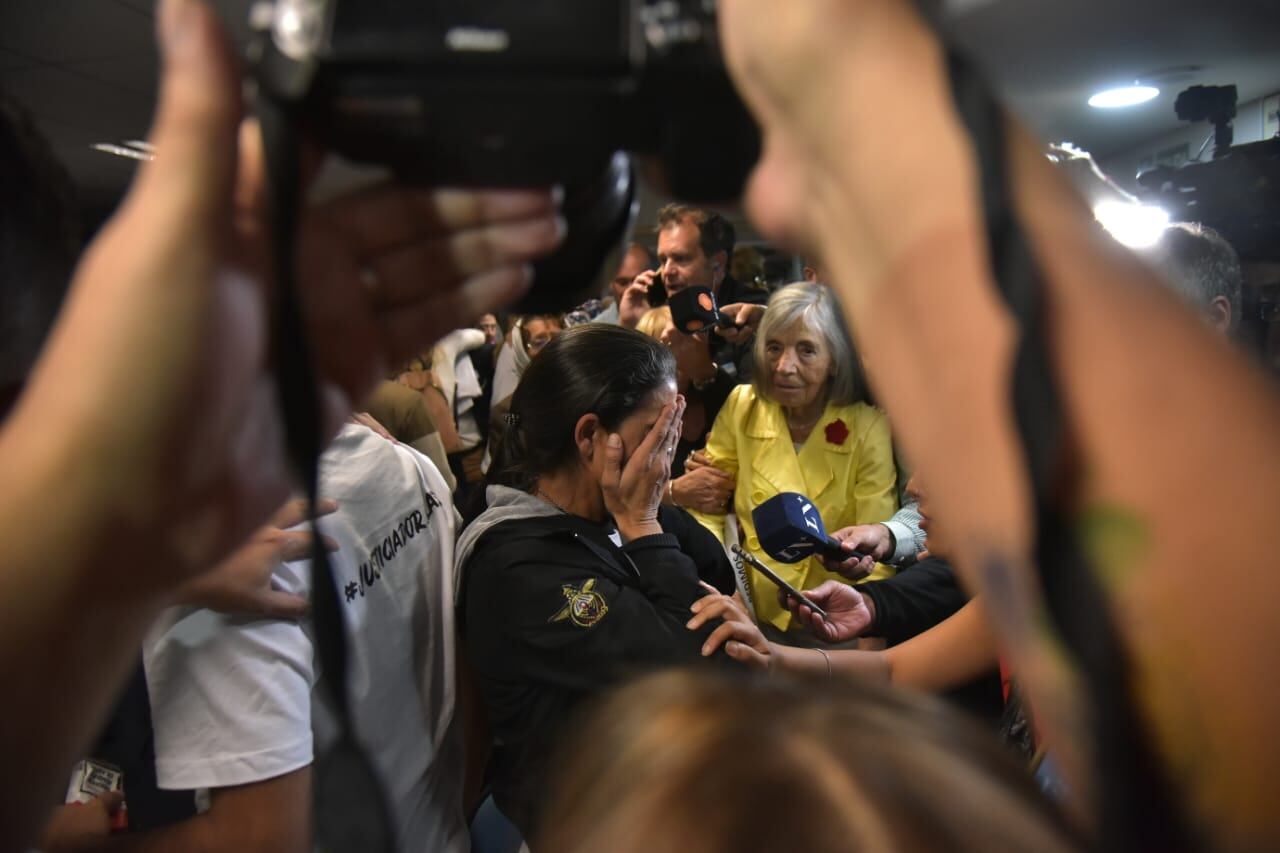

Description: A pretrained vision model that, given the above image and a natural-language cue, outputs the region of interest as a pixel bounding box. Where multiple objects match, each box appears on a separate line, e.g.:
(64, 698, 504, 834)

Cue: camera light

(91, 143, 154, 162)
(1094, 201, 1169, 249)
(273, 0, 324, 60)
(1088, 85, 1160, 109)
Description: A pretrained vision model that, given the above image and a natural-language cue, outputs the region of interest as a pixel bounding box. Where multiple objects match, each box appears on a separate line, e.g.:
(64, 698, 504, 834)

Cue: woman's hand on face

(601, 396, 686, 541)
(671, 466, 734, 514)
(689, 585, 772, 670)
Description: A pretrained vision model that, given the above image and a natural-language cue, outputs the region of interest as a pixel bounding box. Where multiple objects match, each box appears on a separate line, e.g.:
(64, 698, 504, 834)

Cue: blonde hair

(752, 282, 861, 406)
(537, 671, 1078, 853)
(635, 305, 672, 341)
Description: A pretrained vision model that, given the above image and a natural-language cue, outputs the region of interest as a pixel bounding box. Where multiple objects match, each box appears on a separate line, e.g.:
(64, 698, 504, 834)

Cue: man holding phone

(635, 204, 767, 308)
(633, 204, 768, 377)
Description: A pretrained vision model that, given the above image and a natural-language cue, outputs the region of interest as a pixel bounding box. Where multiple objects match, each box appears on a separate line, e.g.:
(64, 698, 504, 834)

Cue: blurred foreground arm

(720, 0, 1280, 841)
(0, 1, 560, 849)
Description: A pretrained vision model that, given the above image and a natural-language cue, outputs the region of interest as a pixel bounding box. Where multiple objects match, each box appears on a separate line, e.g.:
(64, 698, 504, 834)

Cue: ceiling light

(92, 143, 154, 162)
(1088, 85, 1160, 109)
(1094, 201, 1168, 249)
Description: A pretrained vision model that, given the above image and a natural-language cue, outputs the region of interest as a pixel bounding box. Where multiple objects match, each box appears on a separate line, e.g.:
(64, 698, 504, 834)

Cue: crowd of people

(3, 0, 1279, 851)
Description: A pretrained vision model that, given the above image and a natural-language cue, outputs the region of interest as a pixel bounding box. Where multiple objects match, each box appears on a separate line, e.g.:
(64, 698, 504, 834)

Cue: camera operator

(1141, 222, 1243, 341)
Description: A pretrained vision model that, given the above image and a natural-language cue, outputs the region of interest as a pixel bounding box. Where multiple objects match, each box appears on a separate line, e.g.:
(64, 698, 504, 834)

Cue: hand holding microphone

(738, 492, 869, 619)
(750, 492, 864, 565)
(822, 525, 889, 580)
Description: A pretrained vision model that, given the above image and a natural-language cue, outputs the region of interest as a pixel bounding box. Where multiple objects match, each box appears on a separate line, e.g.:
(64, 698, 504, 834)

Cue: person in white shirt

(103, 423, 467, 853)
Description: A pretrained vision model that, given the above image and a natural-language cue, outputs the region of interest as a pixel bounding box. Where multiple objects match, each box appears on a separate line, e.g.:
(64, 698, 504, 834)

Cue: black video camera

(250, 0, 759, 313)
(1137, 84, 1280, 262)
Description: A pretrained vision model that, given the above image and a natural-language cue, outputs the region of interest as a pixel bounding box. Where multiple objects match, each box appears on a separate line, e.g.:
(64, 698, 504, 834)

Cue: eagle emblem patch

(550, 578, 609, 628)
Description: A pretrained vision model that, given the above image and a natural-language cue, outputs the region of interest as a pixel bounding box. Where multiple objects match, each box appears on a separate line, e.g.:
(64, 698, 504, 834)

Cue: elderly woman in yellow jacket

(690, 282, 897, 635)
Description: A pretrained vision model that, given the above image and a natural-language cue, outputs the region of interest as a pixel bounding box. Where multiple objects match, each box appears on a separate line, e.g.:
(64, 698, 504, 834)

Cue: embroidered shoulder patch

(550, 578, 609, 628)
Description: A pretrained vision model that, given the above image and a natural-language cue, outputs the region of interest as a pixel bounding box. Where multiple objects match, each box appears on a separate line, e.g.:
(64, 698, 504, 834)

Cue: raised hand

(600, 397, 686, 541)
(176, 498, 340, 619)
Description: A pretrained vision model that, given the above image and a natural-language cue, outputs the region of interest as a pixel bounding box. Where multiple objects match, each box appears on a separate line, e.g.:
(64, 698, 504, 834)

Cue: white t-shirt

(143, 424, 467, 853)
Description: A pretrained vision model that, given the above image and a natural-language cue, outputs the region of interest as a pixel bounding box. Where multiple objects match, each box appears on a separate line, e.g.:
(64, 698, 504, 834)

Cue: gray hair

(752, 282, 862, 406)
(1145, 222, 1243, 331)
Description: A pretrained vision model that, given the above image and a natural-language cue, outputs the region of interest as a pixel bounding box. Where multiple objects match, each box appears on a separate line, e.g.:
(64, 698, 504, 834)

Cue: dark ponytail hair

(491, 324, 676, 492)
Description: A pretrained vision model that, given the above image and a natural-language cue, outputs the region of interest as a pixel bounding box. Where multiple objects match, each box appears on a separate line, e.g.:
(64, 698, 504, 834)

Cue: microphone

(751, 492, 862, 564)
(669, 286, 735, 335)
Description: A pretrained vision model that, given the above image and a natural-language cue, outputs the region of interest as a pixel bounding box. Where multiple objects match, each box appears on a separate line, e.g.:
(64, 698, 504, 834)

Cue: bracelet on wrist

(815, 647, 832, 680)
(668, 479, 680, 508)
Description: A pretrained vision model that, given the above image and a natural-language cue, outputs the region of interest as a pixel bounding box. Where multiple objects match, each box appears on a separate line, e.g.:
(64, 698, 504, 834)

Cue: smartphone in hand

(732, 545, 828, 620)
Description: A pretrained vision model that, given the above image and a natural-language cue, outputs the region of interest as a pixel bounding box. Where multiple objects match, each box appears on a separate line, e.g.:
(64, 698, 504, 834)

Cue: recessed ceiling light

(1088, 85, 1160, 109)
(91, 142, 154, 161)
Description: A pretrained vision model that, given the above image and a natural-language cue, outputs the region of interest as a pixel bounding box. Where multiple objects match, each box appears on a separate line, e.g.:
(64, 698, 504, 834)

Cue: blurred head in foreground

(538, 671, 1078, 853)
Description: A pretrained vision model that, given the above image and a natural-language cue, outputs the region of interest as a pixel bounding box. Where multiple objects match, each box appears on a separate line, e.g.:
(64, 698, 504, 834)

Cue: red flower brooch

(824, 418, 849, 446)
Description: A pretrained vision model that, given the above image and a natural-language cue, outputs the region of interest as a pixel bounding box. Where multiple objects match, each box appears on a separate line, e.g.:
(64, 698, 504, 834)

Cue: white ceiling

(945, 0, 1280, 154)
(2, 0, 1277, 220)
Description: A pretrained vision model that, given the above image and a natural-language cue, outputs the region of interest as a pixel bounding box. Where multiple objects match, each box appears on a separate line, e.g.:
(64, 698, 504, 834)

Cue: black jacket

(858, 556, 966, 646)
(460, 503, 734, 834)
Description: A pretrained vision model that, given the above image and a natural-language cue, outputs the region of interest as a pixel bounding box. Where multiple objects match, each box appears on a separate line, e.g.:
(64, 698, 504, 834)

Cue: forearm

(1009, 121, 1280, 837)
(75, 815, 224, 853)
(772, 644, 891, 685)
(0, 419, 170, 853)
(883, 600, 998, 694)
(67, 770, 312, 853)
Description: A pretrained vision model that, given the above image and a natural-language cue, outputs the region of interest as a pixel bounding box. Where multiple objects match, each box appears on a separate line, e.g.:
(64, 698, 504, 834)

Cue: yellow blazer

(690, 384, 898, 631)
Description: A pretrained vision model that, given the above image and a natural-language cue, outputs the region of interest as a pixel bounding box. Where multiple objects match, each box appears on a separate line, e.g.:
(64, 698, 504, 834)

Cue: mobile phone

(731, 545, 828, 620)
(646, 270, 668, 306)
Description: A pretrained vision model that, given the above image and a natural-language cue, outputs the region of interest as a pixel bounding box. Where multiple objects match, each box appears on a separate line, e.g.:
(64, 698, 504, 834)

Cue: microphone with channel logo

(750, 492, 864, 564)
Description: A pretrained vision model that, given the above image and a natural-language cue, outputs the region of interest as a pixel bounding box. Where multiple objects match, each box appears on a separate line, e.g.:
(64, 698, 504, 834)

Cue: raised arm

(719, 0, 1280, 841)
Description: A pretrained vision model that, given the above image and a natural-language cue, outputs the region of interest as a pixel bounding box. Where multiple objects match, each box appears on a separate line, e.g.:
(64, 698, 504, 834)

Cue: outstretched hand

(717, 0, 975, 305)
(177, 498, 340, 619)
(17, 0, 563, 596)
(689, 584, 773, 670)
(779, 579, 875, 643)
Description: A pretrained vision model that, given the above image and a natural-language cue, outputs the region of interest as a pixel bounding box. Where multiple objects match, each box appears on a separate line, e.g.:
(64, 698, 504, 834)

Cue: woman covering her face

(456, 325, 738, 837)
